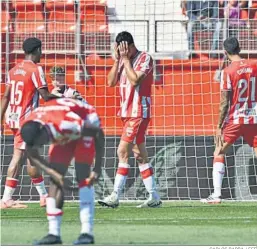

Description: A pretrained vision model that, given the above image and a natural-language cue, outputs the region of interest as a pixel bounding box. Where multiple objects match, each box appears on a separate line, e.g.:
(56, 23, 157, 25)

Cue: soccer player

(98, 31, 161, 208)
(49, 66, 84, 101)
(0, 37, 59, 209)
(20, 98, 104, 245)
(201, 37, 257, 204)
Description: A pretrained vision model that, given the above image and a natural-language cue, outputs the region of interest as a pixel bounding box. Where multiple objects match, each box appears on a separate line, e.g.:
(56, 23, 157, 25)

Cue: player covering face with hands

(99, 31, 161, 208)
(201, 37, 257, 204)
(20, 98, 105, 245)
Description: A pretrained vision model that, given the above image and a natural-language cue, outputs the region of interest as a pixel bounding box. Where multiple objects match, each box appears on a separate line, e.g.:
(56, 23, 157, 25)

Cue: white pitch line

(2, 216, 255, 223)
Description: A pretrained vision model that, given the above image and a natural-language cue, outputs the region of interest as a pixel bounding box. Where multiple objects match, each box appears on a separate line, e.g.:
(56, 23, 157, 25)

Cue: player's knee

(8, 157, 23, 176)
(134, 153, 144, 164)
(27, 165, 41, 178)
(117, 147, 129, 161)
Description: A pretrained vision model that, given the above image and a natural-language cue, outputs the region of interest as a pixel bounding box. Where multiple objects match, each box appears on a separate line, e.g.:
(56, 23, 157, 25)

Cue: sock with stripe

(139, 163, 159, 200)
(31, 175, 48, 197)
(79, 180, 94, 235)
(46, 197, 63, 236)
(2, 177, 18, 201)
(113, 163, 130, 197)
(213, 156, 225, 197)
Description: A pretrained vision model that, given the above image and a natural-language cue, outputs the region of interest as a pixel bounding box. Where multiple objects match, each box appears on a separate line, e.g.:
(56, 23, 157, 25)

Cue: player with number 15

(0, 37, 59, 209)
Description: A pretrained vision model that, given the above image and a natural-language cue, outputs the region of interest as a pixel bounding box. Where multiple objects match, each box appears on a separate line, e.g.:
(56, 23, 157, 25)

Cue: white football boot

(200, 194, 221, 204)
(137, 196, 162, 208)
(98, 192, 119, 208)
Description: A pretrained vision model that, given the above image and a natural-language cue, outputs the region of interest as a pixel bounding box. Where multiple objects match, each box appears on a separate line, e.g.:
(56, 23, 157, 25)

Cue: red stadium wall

(1, 57, 220, 136)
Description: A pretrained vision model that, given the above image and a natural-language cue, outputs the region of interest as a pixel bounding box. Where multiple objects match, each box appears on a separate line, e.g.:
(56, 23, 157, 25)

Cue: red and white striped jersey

(5, 60, 48, 129)
(23, 98, 100, 145)
(118, 51, 153, 118)
(221, 59, 257, 124)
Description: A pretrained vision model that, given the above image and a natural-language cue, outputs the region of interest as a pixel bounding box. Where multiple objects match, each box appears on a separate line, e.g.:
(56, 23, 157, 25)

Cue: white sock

(139, 163, 159, 200)
(31, 176, 48, 197)
(213, 156, 225, 197)
(2, 177, 18, 201)
(79, 186, 94, 235)
(46, 197, 63, 236)
(113, 163, 130, 197)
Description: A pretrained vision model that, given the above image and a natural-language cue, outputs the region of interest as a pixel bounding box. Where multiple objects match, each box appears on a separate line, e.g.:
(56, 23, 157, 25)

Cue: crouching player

(20, 98, 104, 245)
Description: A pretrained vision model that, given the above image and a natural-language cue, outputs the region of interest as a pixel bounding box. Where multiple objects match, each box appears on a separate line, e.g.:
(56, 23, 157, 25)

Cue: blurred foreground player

(0, 37, 59, 209)
(21, 98, 104, 245)
(99, 31, 161, 208)
(201, 37, 257, 204)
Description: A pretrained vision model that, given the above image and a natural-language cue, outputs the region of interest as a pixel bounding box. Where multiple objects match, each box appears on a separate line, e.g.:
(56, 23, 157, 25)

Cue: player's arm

(33, 66, 62, 101)
(107, 60, 119, 87)
(123, 58, 146, 86)
(120, 42, 152, 86)
(0, 85, 11, 131)
(38, 87, 62, 101)
(217, 69, 231, 129)
(107, 43, 120, 87)
(26, 146, 66, 188)
(217, 91, 230, 129)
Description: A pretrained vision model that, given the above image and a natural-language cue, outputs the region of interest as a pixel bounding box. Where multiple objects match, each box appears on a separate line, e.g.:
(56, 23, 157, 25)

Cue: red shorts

(49, 137, 95, 166)
(11, 129, 26, 150)
(223, 123, 257, 147)
(121, 117, 150, 144)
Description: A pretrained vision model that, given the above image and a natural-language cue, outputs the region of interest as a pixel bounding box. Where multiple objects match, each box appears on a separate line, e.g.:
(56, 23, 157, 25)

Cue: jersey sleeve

(32, 66, 48, 89)
(220, 69, 232, 91)
(134, 53, 153, 75)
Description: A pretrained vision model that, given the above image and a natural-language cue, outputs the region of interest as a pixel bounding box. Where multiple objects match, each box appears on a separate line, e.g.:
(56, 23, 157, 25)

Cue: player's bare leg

(1, 148, 27, 209)
(98, 140, 133, 208)
(27, 158, 48, 207)
(133, 143, 161, 208)
(73, 162, 95, 245)
(34, 163, 66, 245)
(201, 142, 232, 204)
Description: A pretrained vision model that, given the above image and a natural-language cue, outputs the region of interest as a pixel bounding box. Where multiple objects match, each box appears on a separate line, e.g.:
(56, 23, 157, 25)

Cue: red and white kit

(24, 98, 100, 166)
(221, 59, 257, 147)
(118, 51, 153, 144)
(5, 60, 47, 149)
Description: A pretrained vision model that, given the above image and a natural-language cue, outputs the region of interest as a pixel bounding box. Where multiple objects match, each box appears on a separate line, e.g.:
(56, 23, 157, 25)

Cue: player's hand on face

(114, 43, 120, 61)
(119, 41, 130, 60)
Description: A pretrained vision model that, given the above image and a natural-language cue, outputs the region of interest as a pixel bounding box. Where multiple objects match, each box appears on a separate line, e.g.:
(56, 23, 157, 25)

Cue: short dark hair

(223, 37, 241, 55)
(50, 66, 65, 78)
(21, 121, 46, 146)
(22, 37, 42, 54)
(115, 31, 134, 45)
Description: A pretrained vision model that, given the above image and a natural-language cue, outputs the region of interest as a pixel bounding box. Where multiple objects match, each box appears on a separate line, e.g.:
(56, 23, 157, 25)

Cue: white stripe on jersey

(121, 83, 131, 117)
(233, 103, 240, 124)
(140, 54, 151, 73)
(7, 73, 11, 84)
(227, 73, 232, 90)
(131, 85, 139, 117)
(32, 72, 39, 88)
(220, 70, 232, 91)
(37, 66, 47, 86)
(142, 96, 150, 118)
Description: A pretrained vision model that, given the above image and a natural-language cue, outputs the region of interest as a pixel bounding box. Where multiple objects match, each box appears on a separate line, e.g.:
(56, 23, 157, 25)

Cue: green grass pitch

(1, 201, 257, 245)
